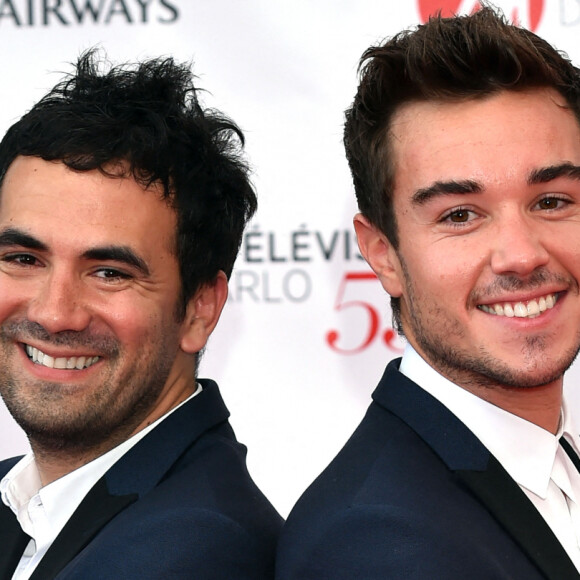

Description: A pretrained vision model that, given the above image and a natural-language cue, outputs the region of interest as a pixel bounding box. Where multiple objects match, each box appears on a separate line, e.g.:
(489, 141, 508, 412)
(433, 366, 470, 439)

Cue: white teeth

(479, 293, 557, 319)
(24, 345, 99, 370)
(54, 358, 67, 369)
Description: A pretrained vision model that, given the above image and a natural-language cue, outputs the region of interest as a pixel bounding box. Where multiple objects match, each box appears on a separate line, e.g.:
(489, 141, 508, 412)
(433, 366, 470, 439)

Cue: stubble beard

(0, 320, 178, 457)
(399, 259, 580, 391)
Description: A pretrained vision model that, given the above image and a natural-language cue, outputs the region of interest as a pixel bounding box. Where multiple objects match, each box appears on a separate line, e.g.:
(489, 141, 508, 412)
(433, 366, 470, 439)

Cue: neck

(32, 439, 122, 486)
(408, 340, 566, 434)
(31, 380, 198, 486)
(457, 378, 563, 434)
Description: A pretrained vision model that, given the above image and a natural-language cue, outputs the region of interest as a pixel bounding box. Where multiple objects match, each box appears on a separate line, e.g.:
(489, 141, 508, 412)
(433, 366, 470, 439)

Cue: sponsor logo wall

(0, 0, 579, 516)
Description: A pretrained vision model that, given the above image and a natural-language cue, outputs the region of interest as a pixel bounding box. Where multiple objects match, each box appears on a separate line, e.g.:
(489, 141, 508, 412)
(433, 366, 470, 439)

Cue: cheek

(402, 249, 480, 303)
(0, 280, 32, 320)
(549, 233, 580, 270)
(94, 297, 162, 340)
(100, 295, 181, 345)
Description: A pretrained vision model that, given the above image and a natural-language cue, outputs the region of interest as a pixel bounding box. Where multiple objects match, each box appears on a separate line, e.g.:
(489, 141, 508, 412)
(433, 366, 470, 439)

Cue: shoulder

(275, 394, 537, 579)
(61, 504, 281, 579)
(64, 406, 282, 579)
(276, 498, 542, 579)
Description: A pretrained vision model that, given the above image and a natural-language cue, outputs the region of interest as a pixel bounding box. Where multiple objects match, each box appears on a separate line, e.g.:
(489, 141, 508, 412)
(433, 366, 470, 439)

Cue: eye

(94, 268, 131, 281)
(1, 253, 40, 267)
(447, 209, 470, 223)
(535, 196, 567, 211)
(439, 207, 477, 225)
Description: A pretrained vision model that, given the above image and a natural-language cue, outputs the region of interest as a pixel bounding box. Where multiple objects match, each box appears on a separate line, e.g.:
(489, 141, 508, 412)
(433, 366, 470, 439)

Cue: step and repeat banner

(1, 0, 580, 516)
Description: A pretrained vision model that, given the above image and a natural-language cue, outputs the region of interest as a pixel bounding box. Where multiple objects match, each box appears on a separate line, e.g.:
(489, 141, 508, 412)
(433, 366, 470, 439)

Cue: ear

(353, 213, 404, 298)
(179, 271, 229, 354)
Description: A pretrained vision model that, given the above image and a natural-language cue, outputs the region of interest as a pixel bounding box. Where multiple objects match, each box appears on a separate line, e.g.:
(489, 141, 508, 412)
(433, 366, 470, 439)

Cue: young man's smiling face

(358, 89, 580, 394)
(0, 156, 211, 457)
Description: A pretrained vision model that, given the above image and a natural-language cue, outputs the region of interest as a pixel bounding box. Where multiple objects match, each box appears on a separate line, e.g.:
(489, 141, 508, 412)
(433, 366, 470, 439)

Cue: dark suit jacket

(0, 379, 282, 579)
(276, 359, 580, 579)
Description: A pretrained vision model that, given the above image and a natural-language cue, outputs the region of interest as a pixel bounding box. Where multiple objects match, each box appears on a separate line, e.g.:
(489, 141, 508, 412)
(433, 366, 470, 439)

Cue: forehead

(389, 89, 580, 202)
(0, 156, 177, 252)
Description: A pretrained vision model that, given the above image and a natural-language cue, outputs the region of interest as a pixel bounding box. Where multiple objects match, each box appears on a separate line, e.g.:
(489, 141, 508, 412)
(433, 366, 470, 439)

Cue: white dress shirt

(399, 344, 580, 571)
(0, 386, 201, 580)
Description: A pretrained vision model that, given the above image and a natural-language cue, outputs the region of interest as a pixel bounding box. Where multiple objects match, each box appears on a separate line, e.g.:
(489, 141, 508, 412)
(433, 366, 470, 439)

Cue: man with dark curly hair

(0, 50, 281, 579)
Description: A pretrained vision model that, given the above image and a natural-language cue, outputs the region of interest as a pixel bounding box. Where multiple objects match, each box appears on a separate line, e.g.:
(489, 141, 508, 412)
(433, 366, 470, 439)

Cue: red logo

(417, 1, 544, 31)
(325, 272, 404, 355)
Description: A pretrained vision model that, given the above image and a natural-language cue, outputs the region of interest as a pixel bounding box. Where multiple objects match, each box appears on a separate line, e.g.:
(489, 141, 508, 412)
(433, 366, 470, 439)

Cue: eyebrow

(0, 228, 47, 250)
(411, 163, 580, 206)
(528, 163, 580, 185)
(0, 227, 150, 276)
(82, 246, 150, 276)
(412, 180, 482, 205)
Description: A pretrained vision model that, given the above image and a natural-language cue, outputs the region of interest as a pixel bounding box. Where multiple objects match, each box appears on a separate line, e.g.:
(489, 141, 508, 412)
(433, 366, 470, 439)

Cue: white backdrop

(1, 0, 580, 517)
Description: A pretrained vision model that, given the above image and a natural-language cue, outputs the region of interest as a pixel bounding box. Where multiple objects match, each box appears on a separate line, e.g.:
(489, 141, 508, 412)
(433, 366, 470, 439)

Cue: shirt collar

(1, 384, 202, 538)
(399, 344, 563, 499)
(0, 454, 40, 523)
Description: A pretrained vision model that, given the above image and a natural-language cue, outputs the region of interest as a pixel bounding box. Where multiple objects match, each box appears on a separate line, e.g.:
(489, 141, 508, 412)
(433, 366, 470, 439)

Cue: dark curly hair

(344, 6, 580, 333)
(0, 49, 257, 317)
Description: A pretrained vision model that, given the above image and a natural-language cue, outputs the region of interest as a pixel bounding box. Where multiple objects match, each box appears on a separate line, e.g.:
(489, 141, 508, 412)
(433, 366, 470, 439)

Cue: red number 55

(326, 271, 401, 355)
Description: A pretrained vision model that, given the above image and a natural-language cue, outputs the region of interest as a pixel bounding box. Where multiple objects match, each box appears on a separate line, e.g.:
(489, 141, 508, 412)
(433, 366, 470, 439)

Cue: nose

(27, 270, 91, 334)
(490, 214, 550, 276)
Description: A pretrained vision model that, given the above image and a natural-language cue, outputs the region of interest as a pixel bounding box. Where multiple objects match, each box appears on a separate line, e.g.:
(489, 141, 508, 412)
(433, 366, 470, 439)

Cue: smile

(25, 345, 100, 370)
(478, 293, 557, 319)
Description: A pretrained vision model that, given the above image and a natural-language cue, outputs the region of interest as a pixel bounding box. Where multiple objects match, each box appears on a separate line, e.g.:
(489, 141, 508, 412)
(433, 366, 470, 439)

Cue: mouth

(24, 344, 100, 370)
(477, 292, 558, 319)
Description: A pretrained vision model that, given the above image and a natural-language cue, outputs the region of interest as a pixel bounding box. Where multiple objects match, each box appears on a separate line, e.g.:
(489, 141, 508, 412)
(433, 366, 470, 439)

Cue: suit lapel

(105, 379, 230, 497)
(28, 380, 230, 579)
(456, 457, 579, 580)
(0, 501, 31, 578)
(373, 359, 579, 580)
(29, 478, 137, 580)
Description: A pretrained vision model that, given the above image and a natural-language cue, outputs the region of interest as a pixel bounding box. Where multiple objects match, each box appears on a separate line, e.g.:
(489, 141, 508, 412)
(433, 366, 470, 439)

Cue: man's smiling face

(376, 89, 580, 392)
(0, 156, 197, 454)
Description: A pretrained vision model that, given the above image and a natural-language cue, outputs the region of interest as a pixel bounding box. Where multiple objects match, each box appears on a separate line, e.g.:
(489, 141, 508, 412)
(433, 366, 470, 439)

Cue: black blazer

(0, 380, 282, 579)
(276, 359, 580, 579)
